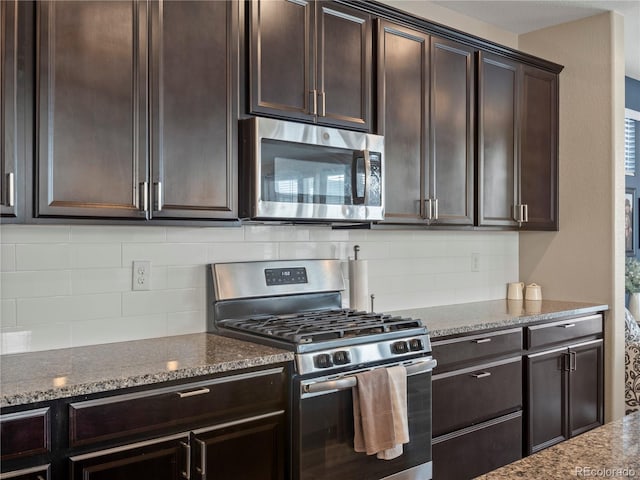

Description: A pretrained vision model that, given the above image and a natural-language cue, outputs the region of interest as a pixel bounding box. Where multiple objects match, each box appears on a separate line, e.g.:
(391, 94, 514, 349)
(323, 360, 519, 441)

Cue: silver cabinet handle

(310, 89, 317, 116)
(523, 204, 529, 222)
(180, 441, 191, 479)
(319, 91, 326, 117)
(176, 387, 210, 399)
(472, 338, 492, 344)
(470, 372, 492, 379)
(424, 198, 432, 220)
(559, 323, 576, 329)
(140, 182, 149, 212)
(6, 172, 15, 207)
(570, 351, 577, 371)
(195, 438, 207, 478)
(154, 181, 163, 212)
(433, 198, 439, 220)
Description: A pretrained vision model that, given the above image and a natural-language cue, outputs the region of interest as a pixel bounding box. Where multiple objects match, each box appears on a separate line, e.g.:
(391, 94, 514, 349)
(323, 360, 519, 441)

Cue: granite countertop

(477, 412, 640, 479)
(0, 333, 294, 407)
(389, 299, 609, 338)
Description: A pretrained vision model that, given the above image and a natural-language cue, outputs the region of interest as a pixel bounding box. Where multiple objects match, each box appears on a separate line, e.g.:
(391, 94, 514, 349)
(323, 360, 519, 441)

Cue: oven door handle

(301, 358, 437, 396)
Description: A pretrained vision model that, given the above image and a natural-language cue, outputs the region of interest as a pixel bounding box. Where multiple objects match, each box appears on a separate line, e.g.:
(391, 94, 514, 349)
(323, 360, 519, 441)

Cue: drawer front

(433, 357, 522, 437)
(0, 465, 50, 480)
(433, 412, 522, 480)
(0, 408, 51, 461)
(527, 314, 603, 349)
(69, 367, 286, 447)
(432, 328, 522, 372)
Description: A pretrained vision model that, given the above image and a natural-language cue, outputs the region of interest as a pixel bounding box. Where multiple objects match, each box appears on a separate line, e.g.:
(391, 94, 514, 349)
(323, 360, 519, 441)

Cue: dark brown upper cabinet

(249, 0, 372, 131)
(149, 0, 237, 220)
(36, 0, 238, 221)
(477, 52, 558, 230)
(379, 29, 474, 226)
(1, 0, 29, 223)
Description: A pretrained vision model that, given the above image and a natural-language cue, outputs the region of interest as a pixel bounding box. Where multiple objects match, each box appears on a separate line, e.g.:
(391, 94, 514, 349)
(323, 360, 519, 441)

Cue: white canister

(507, 282, 524, 300)
(525, 283, 542, 301)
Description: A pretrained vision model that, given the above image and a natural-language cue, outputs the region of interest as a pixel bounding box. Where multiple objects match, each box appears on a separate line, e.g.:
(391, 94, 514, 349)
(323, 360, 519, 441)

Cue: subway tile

(167, 311, 205, 336)
(278, 242, 340, 260)
(122, 288, 204, 316)
(70, 225, 166, 243)
(167, 266, 207, 289)
(0, 225, 71, 244)
(122, 243, 207, 267)
(0, 323, 72, 354)
(166, 227, 243, 243)
(0, 299, 17, 327)
(71, 244, 122, 269)
(16, 244, 71, 271)
(71, 314, 167, 347)
(1, 244, 16, 272)
(71, 268, 131, 294)
(206, 242, 278, 262)
(1, 271, 71, 298)
(17, 293, 122, 325)
(244, 225, 310, 242)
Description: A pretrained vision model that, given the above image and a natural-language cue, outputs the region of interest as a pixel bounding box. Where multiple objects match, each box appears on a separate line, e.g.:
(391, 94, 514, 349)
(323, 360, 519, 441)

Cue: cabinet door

(429, 37, 474, 225)
(249, 0, 315, 123)
(149, 0, 237, 219)
(1, 0, 28, 222)
(36, 1, 148, 219)
(477, 52, 519, 227)
(526, 348, 568, 454)
(377, 21, 429, 223)
(569, 340, 604, 437)
(69, 436, 188, 480)
(317, 2, 371, 131)
(519, 65, 558, 230)
(192, 413, 285, 480)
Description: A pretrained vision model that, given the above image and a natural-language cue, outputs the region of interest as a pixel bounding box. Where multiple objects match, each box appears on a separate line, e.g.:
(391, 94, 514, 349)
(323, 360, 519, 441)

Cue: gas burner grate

(221, 309, 424, 344)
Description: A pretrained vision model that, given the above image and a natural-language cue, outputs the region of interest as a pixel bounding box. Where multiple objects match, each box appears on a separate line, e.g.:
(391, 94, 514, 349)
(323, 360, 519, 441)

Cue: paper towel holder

(354, 245, 360, 260)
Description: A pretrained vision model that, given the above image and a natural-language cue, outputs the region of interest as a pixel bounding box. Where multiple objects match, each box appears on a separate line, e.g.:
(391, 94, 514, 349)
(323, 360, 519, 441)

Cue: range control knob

(409, 338, 424, 351)
(333, 350, 351, 365)
(313, 353, 333, 369)
(391, 341, 409, 354)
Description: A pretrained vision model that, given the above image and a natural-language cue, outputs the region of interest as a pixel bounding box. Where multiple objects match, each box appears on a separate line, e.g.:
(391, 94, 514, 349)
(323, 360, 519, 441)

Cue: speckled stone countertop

(0, 333, 293, 407)
(389, 299, 608, 338)
(477, 412, 640, 479)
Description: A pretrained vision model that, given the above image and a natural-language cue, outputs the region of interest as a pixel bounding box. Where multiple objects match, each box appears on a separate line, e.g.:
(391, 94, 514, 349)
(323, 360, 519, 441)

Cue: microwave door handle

(352, 150, 371, 205)
(363, 150, 371, 205)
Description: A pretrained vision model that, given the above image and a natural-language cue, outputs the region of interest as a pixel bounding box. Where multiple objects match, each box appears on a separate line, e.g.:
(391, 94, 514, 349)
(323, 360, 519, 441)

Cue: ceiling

(432, 0, 640, 79)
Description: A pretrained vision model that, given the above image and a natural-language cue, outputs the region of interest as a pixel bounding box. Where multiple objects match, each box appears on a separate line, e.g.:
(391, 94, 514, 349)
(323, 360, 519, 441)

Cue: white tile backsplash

(0, 224, 518, 353)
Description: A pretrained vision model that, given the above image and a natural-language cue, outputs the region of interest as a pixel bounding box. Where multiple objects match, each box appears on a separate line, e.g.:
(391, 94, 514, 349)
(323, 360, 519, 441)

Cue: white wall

(0, 224, 518, 354)
(518, 12, 626, 421)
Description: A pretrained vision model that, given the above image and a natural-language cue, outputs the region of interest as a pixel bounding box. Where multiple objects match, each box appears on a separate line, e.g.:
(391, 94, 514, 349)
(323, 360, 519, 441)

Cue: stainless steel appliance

(240, 117, 384, 222)
(208, 259, 435, 480)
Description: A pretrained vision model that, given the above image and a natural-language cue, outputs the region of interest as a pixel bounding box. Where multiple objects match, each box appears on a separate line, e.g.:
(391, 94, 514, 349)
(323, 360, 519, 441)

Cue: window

(626, 109, 640, 176)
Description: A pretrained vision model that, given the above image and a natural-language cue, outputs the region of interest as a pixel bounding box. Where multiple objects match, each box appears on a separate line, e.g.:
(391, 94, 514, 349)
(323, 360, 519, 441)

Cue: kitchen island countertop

(476, 411, 640, 479)
(0, 333, 293, 407)
(389, 299, 608, 338)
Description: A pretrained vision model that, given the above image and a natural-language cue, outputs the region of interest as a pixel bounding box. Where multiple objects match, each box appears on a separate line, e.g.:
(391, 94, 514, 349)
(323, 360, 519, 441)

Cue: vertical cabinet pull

(154, 181, 163, 212)
(523, 204, 529, 222)
(195, 438, 207, 478)
(139, 182, 149, 212)
(433, 198, 439, 220)
(180, 441, 191, 479)
(570, 351, 577, 371)
(319, 91, 326, 117)
(6, 173, 15, 207)
(310, 89, 317, 115)
(424, 199, 432, 220)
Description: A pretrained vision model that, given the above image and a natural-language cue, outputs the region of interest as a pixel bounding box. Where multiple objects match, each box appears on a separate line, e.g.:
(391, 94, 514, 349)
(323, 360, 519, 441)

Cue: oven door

(294, 358, 435, 480)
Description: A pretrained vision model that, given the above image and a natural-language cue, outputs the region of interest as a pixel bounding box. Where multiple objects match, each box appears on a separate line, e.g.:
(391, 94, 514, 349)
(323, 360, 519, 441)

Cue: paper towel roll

(349, 259, 369, 312)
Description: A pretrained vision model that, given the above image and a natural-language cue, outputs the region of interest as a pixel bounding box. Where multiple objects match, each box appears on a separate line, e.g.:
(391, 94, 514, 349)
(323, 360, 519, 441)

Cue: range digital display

(265, 267, 308, 286)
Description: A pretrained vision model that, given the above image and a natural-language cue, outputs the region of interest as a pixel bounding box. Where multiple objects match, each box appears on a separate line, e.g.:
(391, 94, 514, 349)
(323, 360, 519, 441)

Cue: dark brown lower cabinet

(432, 412, 522, 480)
(69, 436, 188, 480)
(526, 339, 603, 454)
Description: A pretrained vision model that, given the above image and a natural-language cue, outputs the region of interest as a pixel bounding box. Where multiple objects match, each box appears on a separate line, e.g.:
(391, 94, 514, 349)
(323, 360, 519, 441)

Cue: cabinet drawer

(0, 408, 51, 460)
(0, 465, 51, 480)
(432, 412, 522, 480)
(432, 328, 522, 371)
(69, 367, 285, 447)
(433, 357, 522, 437)
(527, 314, 602, 349)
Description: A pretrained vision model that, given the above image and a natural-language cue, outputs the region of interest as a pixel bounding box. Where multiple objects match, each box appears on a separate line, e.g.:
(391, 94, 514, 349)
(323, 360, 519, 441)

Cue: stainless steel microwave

(240, 117, 384, 222)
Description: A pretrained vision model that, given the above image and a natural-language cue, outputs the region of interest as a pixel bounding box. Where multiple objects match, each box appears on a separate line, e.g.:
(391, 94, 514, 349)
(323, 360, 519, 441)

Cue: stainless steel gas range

(207, 259, 435, 480)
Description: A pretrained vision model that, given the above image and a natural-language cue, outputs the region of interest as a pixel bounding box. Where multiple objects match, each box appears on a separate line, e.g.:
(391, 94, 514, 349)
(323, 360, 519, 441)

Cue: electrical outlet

(471, 253, 480, 272)
(132, 260, 151, 291)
